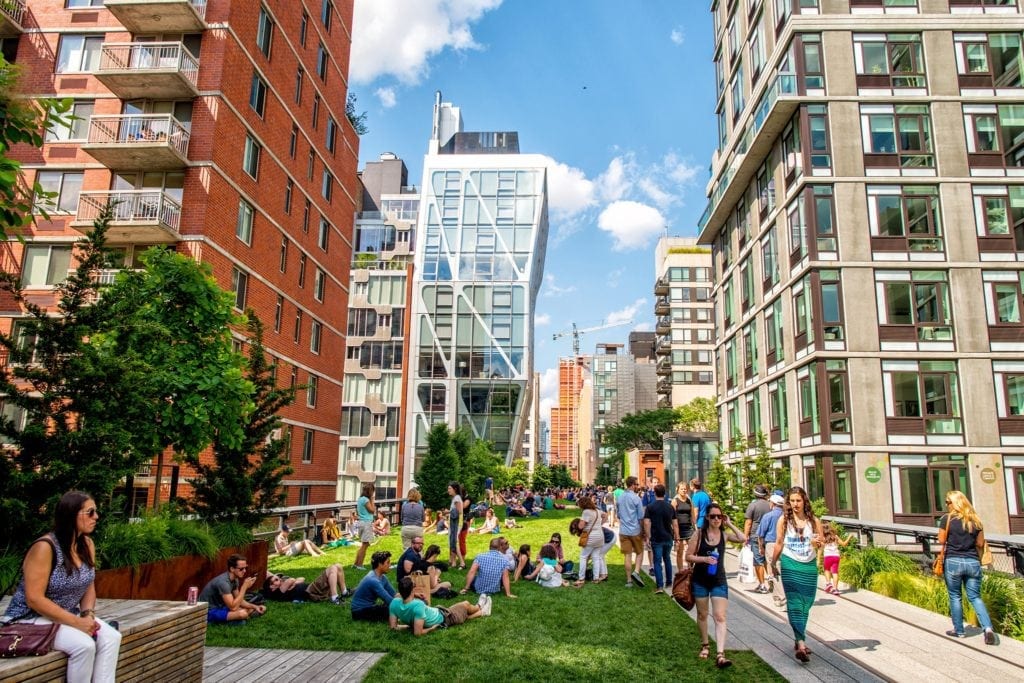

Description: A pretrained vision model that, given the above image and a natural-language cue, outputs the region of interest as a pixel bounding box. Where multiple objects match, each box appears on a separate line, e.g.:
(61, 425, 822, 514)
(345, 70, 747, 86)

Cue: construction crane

(552, 319, 633, 356)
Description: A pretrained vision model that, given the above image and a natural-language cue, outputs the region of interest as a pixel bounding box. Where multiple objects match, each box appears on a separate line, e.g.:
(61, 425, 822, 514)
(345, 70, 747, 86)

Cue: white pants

(26, 615, 121, 683)
(592, 536, 615, 578)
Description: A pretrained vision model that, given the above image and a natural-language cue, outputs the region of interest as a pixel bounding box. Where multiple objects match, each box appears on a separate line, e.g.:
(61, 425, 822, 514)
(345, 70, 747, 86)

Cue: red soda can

(187, 586, 198, 605)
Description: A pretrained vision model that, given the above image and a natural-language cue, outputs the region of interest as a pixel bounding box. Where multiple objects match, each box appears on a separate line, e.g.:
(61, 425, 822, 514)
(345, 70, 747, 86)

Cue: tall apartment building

(2, 0, 358, 507)
(698, 0, 1024, 533)
(591, 342, 659, 469)
(339, 153, 417, 500)
(655, 236, 716, 409)
(404, 94, 549, 486)
(549, 356, 587, 480)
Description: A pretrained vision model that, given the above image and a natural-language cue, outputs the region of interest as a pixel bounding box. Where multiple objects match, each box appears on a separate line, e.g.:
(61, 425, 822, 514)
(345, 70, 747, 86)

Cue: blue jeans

(944, 556, 993, 633)
(652, 541, 673, 589)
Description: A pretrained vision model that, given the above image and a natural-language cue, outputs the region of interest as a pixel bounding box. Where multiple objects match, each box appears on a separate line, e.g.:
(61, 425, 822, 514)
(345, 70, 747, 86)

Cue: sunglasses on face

(80, 508, 98, 518)
(708, 514, 723, 520)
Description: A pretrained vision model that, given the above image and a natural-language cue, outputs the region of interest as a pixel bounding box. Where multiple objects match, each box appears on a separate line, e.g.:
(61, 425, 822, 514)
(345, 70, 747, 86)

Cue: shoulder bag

(933, 516, 951, 577)
(1, 536, 60, 658)
(671, 565, 695, 611)
(578, 513, 599, 547)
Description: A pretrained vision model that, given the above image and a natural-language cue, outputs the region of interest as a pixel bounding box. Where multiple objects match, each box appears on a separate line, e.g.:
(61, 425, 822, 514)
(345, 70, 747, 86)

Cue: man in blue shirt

(616, 476, 646, 587)
(689, 477, 712, 530)
(351, 551, 396, 621)
(757, 494, 786, 607)
(459, 537, 516, 598)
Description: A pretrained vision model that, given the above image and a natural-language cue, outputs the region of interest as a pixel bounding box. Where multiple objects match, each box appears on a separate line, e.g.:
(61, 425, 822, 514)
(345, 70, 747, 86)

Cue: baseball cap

(770, 494, 784, 506)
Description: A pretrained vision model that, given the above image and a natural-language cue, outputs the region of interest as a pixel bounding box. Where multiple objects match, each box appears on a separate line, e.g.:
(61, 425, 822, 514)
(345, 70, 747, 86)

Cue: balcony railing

(67, 268, 140, 286)
(1, 0, 25, 30)
(86, 113, 190, 157)
(97, 42, 199, 99)
(75, 190, 181, 235)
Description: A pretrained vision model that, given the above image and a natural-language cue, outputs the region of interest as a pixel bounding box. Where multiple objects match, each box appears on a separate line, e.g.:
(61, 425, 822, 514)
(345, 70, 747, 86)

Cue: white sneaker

(477, 594, 492, 617)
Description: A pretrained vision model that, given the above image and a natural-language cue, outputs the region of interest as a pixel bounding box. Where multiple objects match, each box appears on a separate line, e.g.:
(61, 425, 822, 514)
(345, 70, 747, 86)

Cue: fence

(99, 42, 199, 86)
(87, 114, 190, 157)
(76, 190, 182, 233)
(256, 499, 409, 546)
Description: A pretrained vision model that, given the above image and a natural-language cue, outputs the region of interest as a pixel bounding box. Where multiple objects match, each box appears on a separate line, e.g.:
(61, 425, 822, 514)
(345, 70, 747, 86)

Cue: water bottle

(707, 549, 719, 576)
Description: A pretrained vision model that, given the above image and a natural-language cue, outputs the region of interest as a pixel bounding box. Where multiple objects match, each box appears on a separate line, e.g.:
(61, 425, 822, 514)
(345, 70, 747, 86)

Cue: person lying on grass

(389, 577, 484, 635)
(261, 564, 352, 604)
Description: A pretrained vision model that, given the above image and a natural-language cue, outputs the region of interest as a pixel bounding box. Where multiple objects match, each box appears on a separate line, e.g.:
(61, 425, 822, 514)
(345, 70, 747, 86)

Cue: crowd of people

(3, 481, 1002, 680)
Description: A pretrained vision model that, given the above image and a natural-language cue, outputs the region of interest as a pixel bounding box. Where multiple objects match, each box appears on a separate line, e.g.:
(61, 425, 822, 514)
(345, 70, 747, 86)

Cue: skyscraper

(404, 94, 549, 485)
(699, 0, 1024, 533)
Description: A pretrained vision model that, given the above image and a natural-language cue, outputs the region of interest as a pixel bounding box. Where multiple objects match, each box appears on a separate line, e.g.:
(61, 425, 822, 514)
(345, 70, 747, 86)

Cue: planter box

(95, 540, 267, 601)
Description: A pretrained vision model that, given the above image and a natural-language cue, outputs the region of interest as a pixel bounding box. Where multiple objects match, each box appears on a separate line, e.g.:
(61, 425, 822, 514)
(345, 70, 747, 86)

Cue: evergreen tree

(417, 423, 460, 510)
(187, 314, 295, 526)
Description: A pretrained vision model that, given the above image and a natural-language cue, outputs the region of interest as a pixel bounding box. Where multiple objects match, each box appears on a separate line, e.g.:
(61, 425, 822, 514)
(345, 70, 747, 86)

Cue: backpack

(537, 563, 556, 582)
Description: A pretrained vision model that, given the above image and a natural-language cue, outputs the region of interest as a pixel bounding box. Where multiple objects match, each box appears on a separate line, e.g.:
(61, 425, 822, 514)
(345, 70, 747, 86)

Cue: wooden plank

(207, 647, 283, 683)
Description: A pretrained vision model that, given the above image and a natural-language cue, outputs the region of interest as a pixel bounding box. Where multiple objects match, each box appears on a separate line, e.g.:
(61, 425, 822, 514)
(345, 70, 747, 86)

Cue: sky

(349, 0, 717, 422)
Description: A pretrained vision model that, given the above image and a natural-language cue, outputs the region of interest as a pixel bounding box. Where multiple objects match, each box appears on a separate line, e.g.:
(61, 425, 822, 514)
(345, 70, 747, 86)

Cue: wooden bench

(0, 598, 206, 682)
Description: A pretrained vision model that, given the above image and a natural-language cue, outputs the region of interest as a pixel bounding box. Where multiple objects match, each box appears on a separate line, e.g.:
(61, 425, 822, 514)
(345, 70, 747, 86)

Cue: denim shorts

(692, 582, 728, 599)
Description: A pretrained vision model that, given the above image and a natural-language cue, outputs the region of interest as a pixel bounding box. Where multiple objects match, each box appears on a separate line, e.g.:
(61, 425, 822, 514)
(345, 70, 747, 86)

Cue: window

(798, 362, 820, 436)
(861, 104, 934, 168)
(312, 94, 320, 129)
(294, 67, 303, 104)
(306, 374, 319, 407)
(868, 185, 943, 252)
(742, 322, 758, 378)
(300, 11, 309, 47)
(274, 294, 283, 332)
(807, 105, 831, 169)
(302, 429, 314, 463)
(877, 270, 953, 342)
(294, 309, 303, 343)
(972, 185, 1024, 251)
(310, 320, 322, 354)
(820, 269, 844, 342)
(749, 13, 766, 80)
(854, 33, 926, 89)
(793, 275, 814, 347)
(279, 237, 288, 273)
(769, 379, 788, 442)
(782, 118, 802, 180)
(757, 159, 775, 216)
(761, 227, 779, 290)
(242, 136, 260, 178)
(984, 271, 1024, 326)
(235, 200, 254, 245)
(21, 244, 72, 287)
(954, 33, 1022, 88)
(894, 455, 968, 523)
(302, 199, 311, 233)
(298, 253, 307, 287)
(321, 171, 333, 202)
(256, 6, 274, 58)
(289, 124, 298, 158)
(284, 178, 293, 214)
(66, 0, 104, 6)
(34, 171, 82, 213)
(314, 268, 325, 301)
(963, 104, 1024, 169)
(318, 217, 330, 251)
(46, 100, 94, 141)
(740, 258, 754, 311)
(316, 42, 327, 81)
(231, 268, 248, 310)
(307, 150, 315, 180)
(730, 63, 745, 122)
(321, 0, 333, 31)
(999, 371, 1024, 416)
(56, 35, 102, 73)
(765, 297, 784, 365)
(746, 390, 761, 442)
(826, 360, 850, 434)
(326, 116, 336, 153)
(249, 73, 267, 116)
(883, 360, 962, 434)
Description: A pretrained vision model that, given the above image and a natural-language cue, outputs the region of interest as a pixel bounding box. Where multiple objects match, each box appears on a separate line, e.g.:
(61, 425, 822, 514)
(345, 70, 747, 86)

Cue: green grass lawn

(205, 507, 783, 682)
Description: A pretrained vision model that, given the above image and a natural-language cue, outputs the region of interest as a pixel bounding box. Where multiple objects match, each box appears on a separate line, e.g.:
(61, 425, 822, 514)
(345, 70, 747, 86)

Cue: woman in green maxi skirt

(771, 486, 823, 663)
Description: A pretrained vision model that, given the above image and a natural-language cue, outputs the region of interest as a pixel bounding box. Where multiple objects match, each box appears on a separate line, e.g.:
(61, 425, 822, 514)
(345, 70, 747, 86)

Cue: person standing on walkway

(757, 493, 785, 607)
(671, 481, 694, 570)
(771, 486, 823, 663)
(690, 478, 712, 530)
(447, 482, 466, 570)
(643, 484, 678, 594)
(744, 485, 772, 593)
(686, 503, 746, 669)
(352, 482, 377, 570)
(939, 490, 997, 645)
(616, 476, 646, 587)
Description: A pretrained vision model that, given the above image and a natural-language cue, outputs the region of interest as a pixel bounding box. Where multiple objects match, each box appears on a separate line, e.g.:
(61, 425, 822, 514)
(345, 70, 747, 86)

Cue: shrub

(980, 573, 1024, 639)
(96, 517, 173, 569)
(869, 571, 949, 615)
(166, 518, 219, 560)
(839, 546, 917, 589)
(210, 521, 254, 549)
(1, 552, 22, 595)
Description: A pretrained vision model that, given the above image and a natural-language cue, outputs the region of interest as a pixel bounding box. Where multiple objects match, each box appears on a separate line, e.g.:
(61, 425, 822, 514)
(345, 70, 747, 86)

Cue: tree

(704, 455, 740, 520)
(550, 464, 578, 488)
(460, 438, 502, 502)
(186, 314, 295, 526)
(531, 463, 552, 491)
(416, 423, 460, 510)
(676, 396, 719, 433)
(345, 92, 368, 135)
(601, 408, 679, 455)
(493, 461, 530, 490)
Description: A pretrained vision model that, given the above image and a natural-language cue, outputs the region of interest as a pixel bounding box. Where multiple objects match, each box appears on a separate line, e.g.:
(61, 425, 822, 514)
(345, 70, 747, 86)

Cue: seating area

(0, 598, 206, 683)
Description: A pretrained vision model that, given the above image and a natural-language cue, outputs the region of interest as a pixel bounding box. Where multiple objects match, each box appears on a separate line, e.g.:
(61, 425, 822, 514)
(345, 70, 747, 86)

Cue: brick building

(1, 0, 358, 508)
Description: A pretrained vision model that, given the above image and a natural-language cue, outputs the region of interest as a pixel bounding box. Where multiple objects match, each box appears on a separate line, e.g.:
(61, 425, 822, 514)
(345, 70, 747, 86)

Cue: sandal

(573, 579, 585, 587)
(698, 643, 710, 660)
(795, 647, 810, 663)
(716, 652, 732, 669)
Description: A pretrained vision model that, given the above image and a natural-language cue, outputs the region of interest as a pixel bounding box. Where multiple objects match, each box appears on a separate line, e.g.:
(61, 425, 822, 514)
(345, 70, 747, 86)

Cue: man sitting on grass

(199, 553, 266, 623)
(350, 551, 396, 621)
(460, 537, 516, 599)
(262, 563, 352, 604)
(389, 577, 485, 635)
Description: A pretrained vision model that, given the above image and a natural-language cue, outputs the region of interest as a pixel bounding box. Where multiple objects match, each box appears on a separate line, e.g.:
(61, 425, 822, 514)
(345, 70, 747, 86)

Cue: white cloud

(375, 86, 397, 108)
(597, 201, 666, 251)
(605, 298, 648, 326)
(633, 321, 653, 332)
(534, 313, 551, 326)
(538, 367, 559, 424)
(670, 28, 685, 45)
(351, 0, 504, 85)
(542, 273, 577, 297)
(596, 155, 634, 202)
(663, 152, 700, 185)
(541, 156, 596, 219)
(638, 177, 676, 211)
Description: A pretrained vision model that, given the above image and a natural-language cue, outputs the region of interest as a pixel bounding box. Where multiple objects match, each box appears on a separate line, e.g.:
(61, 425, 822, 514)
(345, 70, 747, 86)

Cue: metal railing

(824, 515, 1024, 577)
(1, 0, 25, 26)
(189, 0, 208, 19)
(66, 267, 140, 286)
(98, 42, 199, 86)
(87, 114, 190, 157)
(256, 498, 409, 546)
(76, 190, 182, 233)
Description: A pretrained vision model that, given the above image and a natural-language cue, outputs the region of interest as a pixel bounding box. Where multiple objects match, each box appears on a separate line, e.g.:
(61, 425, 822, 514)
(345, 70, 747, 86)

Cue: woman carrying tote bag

(938, 490, 997, 645)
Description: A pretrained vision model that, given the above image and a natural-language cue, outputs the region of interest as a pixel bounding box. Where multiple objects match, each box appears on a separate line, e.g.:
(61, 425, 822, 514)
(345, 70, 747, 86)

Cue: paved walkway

(684, 548, 1024, 682)
(203, 647, 383, 682)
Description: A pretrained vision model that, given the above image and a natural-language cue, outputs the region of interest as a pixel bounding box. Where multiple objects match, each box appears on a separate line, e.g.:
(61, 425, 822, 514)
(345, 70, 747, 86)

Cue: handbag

(0, 621, 59, 658)
(410, 571, 433, 605)
(578, 514, 599, 547)
(933, 515, 951, 577)
(671, 566, 695, 611)
(980, 539, 993, 567)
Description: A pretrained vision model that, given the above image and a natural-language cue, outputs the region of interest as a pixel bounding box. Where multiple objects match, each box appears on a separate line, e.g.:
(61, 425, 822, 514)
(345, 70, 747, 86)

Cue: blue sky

(349, 0, 716, 417)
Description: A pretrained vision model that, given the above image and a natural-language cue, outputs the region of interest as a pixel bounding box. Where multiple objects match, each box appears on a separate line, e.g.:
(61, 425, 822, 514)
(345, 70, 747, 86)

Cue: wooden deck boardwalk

(203, 647, 384, 682)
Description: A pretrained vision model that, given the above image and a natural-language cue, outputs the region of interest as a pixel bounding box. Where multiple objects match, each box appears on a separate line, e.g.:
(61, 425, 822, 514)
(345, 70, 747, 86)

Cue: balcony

(96, 42, 199, 100)
(0, 0, 24, 35)
(103, 0, 207, 34)
(654, 296, 670, 315)
(82, 114, 189, 170)
(655, 337, 671, 356)
(657, 378, 672, 395)
(73, 190, 181, 243)
(656, 357, 672, 376)
(654, 275, 669, 296)
(655, 316, 671, 335)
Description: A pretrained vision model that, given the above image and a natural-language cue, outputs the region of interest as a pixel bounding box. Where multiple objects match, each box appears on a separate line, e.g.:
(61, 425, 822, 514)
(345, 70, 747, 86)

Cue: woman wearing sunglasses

(770, 486, 823, 663)
(685, 503, 746, 669)
(2, 491, 122, 682)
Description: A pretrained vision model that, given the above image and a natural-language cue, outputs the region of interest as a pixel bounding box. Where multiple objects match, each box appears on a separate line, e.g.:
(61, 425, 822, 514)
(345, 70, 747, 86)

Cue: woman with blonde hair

(400, 489, 426, 549)
(939, 490, 996, 644)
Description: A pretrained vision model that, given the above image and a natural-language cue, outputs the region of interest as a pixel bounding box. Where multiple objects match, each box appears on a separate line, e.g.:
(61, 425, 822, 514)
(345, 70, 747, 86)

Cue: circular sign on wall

(980, 468, 997, 484)
(864, 466, 883, 484)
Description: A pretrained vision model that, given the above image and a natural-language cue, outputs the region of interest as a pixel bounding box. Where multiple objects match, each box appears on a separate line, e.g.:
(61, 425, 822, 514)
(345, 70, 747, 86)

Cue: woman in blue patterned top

(2, 491, 122, 682)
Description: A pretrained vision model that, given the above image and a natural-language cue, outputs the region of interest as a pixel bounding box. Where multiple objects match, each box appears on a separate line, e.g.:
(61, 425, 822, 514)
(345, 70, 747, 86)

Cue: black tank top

(674, 495, 692, 526)
(693, 527, 727, 588)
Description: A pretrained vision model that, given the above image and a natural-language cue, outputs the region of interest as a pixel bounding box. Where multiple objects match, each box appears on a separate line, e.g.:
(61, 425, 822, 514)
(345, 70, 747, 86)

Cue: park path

(203, 647, 383, 682)
(681, 548, 1024, 682)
